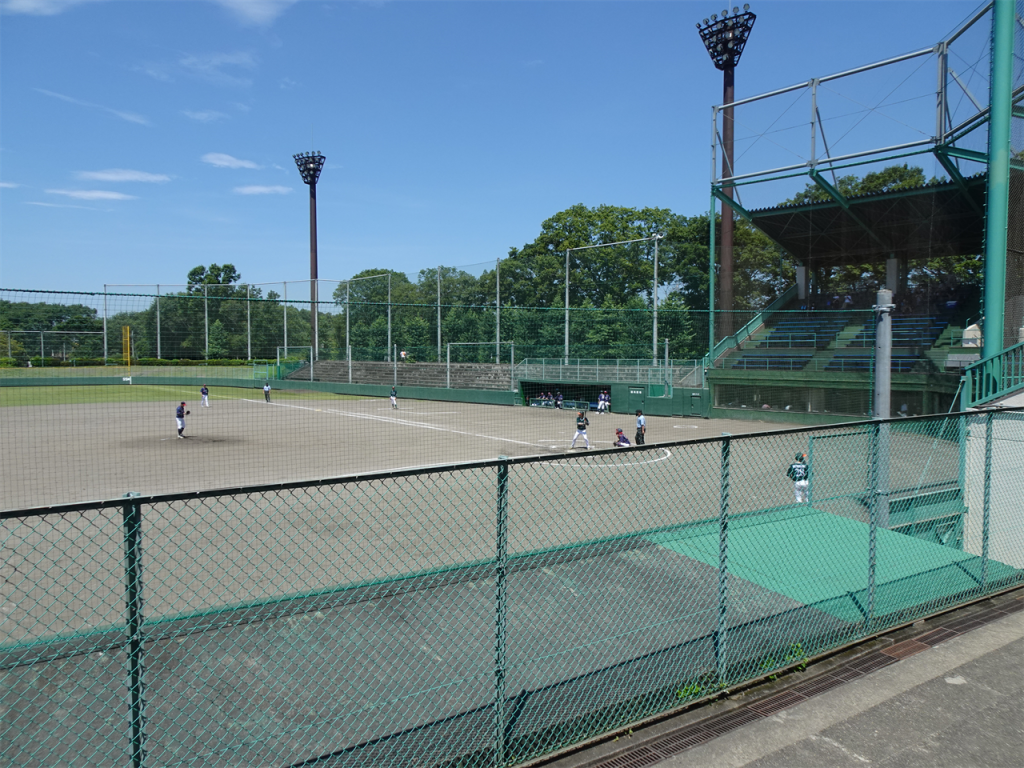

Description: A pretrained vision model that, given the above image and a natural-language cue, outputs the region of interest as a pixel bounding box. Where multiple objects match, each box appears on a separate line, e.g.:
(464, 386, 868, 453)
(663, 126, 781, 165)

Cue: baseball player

(200, 384, 210, 408)
(635, 409, 646, 445)
(570, 410, 590, 449)
(175, 401, 190, 438)
(263, 382, 271, 403)
(613, 428, 631, 447)
(390, 386, 398, 409)
(597, 391, 609, 414)
(787, 453, 810, 503)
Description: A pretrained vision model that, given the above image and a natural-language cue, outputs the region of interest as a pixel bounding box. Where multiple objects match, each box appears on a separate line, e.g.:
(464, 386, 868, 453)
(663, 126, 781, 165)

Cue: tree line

(1, 164, 981, 365)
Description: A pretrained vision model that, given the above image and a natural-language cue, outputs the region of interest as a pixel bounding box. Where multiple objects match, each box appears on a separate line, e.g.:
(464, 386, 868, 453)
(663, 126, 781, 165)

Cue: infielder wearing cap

(175, 402, 190, 438)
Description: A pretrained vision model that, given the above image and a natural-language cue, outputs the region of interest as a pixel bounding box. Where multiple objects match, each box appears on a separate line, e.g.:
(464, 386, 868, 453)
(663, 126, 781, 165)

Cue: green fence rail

(961, 339, 1024, 407)
(2, 411, 1023, 767)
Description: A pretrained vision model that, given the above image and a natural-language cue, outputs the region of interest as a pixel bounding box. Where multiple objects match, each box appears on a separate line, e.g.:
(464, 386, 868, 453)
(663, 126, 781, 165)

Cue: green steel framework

(708, 1, 1016, 371)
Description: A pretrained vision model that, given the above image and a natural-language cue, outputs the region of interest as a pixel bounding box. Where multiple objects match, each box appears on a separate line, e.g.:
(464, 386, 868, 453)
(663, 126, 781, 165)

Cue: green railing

(3, 411, 1022, 767)
(961, 340, 1024, 407)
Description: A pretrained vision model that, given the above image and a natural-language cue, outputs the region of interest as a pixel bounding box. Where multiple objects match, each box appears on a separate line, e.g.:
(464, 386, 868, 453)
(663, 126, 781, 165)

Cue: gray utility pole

(652, 234, 663, 363)
(873, 288, 894, 530)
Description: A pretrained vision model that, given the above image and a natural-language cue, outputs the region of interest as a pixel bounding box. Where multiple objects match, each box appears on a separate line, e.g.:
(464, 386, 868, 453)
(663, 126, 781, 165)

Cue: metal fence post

(494, 457, 510, 766)
(983, 411, 993, 586)
(156, 284, 161, 360)
(103, 285, 108, 362)
(246, 285, 251, 361)
(868, 421, 879, 626)
(715, 437, 730, 683)
(122, 492, 146, 768)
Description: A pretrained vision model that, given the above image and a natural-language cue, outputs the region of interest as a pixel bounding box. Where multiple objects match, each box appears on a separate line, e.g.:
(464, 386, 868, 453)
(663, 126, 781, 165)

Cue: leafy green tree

(208, 319, 229, 358)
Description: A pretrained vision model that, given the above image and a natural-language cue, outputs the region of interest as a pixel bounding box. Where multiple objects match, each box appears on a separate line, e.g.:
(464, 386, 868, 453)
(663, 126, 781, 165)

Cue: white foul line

(243, 399, 541, 448)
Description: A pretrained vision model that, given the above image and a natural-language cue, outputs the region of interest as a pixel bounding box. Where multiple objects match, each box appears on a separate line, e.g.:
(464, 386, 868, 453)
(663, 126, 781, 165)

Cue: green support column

(982, 0, 1014, 359)
(709, 194, 717, 364)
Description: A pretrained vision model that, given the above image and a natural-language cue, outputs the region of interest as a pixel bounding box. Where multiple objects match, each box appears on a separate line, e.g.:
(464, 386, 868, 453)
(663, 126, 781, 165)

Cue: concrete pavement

(538, 589, 1023, 768)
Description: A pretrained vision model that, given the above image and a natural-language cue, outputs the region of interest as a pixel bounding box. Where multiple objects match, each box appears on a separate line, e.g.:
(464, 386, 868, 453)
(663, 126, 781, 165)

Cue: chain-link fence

(3, 410, 1022, 767)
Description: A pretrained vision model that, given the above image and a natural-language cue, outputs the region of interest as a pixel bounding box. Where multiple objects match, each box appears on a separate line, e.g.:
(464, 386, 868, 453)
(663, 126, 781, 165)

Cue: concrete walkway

(540, 589, 1023, 768)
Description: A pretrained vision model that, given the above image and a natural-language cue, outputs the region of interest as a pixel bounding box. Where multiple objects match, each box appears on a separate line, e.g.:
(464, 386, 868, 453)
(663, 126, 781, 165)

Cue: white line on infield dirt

(243, 399, 541, 447)
(547, 447, 674, 468)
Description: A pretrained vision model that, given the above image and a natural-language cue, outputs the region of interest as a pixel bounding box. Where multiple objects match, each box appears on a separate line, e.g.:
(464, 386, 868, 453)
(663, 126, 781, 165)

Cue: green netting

(3, 410, 1023, 767)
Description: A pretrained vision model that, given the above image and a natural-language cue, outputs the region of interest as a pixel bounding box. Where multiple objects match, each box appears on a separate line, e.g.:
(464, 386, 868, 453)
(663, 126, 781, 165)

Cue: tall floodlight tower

(293, 151, 326, 360)
(698, 6, 755, 338)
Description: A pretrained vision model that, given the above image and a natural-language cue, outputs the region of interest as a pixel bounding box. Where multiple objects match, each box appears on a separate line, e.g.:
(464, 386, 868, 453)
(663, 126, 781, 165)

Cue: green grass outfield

(0, 384, 368, 407)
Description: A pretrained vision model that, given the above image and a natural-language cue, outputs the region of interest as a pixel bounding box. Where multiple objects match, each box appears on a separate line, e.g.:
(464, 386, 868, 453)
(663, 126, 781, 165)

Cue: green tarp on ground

(650, 507, 1019, 623)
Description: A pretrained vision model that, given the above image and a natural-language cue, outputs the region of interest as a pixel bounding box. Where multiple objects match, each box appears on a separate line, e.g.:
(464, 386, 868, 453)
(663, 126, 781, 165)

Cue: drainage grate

(940, 618, 987, 634)
(789, 674, 846, 698)
(750, 690, 807, 715)
(882, 639, 929, 660)
(650, 728, 716, 755)
(916, 627, 959, 646)
(847, 653, 897, 674)
(592, 745, 664, 768)
(701, 708, 764, 735)
(831, 666, 865, 681)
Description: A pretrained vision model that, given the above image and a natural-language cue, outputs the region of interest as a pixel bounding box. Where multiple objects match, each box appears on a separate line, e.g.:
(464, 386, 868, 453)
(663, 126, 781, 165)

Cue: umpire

(635, 409, 646, 445)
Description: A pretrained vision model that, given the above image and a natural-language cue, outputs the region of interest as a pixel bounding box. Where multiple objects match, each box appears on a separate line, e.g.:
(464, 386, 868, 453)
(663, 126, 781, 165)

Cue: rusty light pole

(293, 150, 326, 360)
(698, 5, 755, 338)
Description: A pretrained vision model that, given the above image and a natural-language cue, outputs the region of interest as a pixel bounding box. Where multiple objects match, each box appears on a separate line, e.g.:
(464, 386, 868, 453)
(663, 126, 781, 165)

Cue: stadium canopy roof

(736, 172, 986, 268)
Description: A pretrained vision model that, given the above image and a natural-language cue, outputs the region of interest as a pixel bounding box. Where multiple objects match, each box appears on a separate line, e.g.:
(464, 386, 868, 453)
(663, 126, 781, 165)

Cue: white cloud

(47, 189, 136, 200)
(0, 0, 105, 15)
(26, 201, 97, 210)
(0, 181, 19, 188)
(134, 63, 173, 83)
(75, 169, 170, 183)
(234, 185, 292, 195)
(184, 110, 228, 123)
(213, 0, 300, 26)
(36, 88, 149, 125)
(179, 52, 257, 88)
(202, 153, 260, 169)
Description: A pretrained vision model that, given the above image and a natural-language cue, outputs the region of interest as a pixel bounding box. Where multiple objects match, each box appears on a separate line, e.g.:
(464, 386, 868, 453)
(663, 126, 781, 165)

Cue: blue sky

(0, 0, 989, 293)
